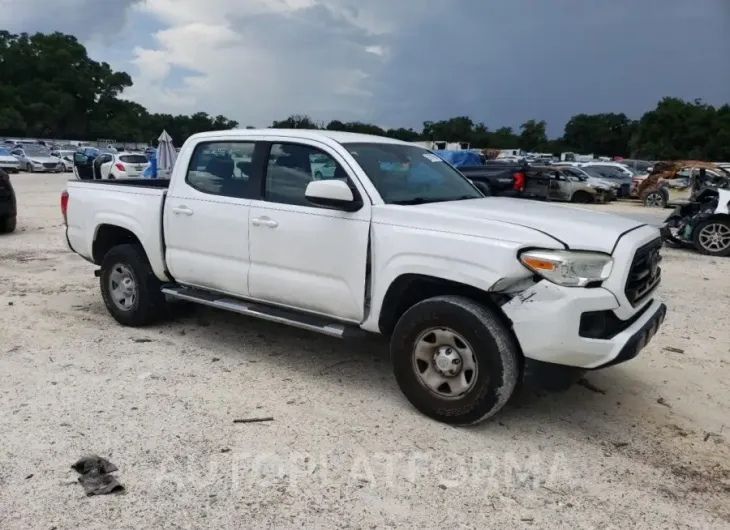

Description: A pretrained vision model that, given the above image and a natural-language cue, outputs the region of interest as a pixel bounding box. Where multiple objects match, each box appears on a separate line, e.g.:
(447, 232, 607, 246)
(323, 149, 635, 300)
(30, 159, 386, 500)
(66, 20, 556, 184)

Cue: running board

(161, 285, 363, 339)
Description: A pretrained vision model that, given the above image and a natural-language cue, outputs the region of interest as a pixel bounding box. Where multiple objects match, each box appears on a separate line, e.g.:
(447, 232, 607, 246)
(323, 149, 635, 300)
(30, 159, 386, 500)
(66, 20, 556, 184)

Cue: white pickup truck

(62, 129, 667, 424)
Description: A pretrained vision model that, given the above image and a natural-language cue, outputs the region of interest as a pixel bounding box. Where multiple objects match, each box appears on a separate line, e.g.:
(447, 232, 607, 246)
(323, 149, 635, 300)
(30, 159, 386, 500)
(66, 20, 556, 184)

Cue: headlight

(31, 160, 42, 164)
(519, 249, 613, 287)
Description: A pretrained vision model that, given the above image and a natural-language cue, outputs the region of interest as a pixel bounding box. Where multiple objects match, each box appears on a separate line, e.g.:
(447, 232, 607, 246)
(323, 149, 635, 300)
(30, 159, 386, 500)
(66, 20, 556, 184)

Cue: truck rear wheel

(100, 244, 168, 326)
(390, 295, 519, 425)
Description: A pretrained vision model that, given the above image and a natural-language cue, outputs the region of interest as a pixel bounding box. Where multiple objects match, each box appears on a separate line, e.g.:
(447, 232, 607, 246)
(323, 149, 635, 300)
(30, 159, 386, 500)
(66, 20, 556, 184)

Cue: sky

(1, 0, 729, 136)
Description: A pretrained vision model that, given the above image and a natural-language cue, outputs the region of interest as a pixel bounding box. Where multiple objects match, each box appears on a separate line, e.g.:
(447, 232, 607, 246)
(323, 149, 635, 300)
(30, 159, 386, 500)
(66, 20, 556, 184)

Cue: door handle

(251, 217, 278, 228)
(171, 206, 193, 216)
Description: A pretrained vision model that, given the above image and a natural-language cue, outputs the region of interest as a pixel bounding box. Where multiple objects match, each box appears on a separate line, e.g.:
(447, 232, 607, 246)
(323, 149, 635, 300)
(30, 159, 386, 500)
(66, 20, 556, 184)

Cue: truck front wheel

(390, 295, 519, 425)
(100, 244, 168, 326)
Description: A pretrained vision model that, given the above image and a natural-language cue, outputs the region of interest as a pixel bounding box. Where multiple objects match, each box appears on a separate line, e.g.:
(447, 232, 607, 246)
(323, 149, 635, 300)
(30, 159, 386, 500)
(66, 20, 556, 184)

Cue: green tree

(0, 31, 238, 144)
(519, 120, 548, 151)
(563, 113, 635, 157)
(271, 115, 321, 129)
(629, 97, 728, 160)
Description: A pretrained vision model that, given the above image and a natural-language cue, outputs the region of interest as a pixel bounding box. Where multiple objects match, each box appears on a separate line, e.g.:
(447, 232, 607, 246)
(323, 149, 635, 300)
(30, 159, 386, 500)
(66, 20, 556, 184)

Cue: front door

(72, 150, 94, 180)
(163, 140, 262, 297)
(247, 140, 371, 322)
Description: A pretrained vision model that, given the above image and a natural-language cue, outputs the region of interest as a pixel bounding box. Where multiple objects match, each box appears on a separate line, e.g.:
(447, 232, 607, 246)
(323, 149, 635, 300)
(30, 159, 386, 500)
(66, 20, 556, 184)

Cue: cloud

(1, 0, 729, 134)
(0, 0, 142, 40)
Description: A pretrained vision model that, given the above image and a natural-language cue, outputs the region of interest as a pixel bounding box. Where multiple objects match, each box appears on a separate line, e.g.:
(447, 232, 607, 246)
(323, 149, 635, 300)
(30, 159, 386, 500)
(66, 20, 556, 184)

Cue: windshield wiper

(391, 195, 477, 205)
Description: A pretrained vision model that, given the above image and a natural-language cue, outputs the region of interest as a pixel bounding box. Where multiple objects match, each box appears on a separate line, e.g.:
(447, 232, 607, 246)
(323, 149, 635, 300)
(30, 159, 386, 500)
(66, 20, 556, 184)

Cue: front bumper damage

(501, 280, 665, 370)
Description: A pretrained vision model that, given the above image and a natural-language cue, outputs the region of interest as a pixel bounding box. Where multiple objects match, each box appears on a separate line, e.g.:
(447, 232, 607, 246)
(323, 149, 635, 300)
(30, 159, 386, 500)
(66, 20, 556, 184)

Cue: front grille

(43, 162, 58, 169)
(625, 237, 662, 306)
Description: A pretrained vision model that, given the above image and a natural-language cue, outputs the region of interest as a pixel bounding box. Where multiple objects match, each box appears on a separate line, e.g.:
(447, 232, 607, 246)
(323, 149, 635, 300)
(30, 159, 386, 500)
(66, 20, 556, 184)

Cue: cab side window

(185, 141, 255, 199)
(264, 143, 351, 207)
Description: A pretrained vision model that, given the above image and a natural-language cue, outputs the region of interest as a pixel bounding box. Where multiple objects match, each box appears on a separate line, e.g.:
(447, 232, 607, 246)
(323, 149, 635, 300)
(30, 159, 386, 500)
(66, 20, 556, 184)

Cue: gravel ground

(1, 173, 729, 529)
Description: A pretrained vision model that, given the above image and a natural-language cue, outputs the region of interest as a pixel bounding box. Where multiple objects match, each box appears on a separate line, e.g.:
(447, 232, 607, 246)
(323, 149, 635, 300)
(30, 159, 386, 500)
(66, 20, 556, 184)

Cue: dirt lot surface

(1, 173, 728, 529)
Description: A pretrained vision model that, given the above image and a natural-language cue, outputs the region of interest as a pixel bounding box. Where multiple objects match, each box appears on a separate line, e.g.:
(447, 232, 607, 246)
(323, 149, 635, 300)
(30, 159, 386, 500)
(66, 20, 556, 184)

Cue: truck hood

(385, 197, 645, 253)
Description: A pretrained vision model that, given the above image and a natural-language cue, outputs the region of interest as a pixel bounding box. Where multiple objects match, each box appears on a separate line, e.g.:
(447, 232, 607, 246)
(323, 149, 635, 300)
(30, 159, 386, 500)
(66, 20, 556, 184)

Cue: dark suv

(0, 168, 17, 233)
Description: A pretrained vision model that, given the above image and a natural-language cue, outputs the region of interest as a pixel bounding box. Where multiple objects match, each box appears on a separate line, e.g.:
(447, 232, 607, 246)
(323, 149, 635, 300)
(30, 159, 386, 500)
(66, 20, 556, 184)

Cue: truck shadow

(169, 305, 659, 430)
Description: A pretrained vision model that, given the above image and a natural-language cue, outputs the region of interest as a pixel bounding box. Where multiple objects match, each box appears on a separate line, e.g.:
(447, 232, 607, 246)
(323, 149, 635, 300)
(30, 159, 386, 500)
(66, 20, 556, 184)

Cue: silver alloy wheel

(645, 192, 664, 207)
(412, 327, 478, 399)
(698, 222, 730, 253)
(109, 264, 137, 311)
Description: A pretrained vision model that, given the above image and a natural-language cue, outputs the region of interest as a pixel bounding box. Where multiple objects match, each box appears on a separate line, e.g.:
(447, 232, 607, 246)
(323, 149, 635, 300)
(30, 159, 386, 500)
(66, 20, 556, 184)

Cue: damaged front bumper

(501, 281, 666, 370)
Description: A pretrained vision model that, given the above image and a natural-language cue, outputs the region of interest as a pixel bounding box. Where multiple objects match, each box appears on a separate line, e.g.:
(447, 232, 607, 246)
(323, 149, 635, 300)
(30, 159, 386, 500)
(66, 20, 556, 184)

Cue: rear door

(246, 139, 371, 321)
(163, 139, 264, 297)
(523, 167, 551, 199)
(96, 154, 113, 179)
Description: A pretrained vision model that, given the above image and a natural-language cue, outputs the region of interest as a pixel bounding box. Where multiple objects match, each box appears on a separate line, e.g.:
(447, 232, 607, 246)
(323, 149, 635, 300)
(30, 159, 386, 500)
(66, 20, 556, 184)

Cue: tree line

(1, 31, 728, 160)
(272, 98, 730, 161)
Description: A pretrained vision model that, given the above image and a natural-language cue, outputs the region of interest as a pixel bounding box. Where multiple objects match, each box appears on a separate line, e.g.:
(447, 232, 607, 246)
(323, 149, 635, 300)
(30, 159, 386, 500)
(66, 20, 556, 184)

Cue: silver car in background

(0, 147, 21, 173)
(50, 149, 76, 172)
(11, 144, 64, 173)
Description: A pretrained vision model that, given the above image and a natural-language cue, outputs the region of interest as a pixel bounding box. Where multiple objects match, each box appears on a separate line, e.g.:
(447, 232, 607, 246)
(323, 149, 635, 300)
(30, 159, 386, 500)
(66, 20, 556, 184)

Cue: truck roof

(187, 128, 410, 146)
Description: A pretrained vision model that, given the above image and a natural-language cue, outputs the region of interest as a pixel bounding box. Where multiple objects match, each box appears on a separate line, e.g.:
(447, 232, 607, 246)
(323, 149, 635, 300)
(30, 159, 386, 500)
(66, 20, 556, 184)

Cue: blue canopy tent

(433, 149, 482, 167)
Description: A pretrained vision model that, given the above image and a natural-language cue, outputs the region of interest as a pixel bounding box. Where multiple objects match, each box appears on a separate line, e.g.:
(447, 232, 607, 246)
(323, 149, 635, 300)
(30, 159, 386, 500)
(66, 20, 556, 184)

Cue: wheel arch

(93, 224, 143, 264)
(377, 273, 516, 340)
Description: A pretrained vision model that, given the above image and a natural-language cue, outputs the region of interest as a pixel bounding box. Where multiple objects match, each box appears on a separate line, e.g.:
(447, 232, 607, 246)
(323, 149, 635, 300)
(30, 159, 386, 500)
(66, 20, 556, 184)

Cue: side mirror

(305, 179, 360, 211)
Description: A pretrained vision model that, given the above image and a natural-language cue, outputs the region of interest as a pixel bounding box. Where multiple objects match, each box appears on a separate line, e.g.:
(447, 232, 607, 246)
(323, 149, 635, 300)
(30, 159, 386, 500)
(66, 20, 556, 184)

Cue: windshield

(561, 167, 589, 180)
(24, 145, 51, 156)
(582, 165, 628, 179)
(342, 143, 482, 204)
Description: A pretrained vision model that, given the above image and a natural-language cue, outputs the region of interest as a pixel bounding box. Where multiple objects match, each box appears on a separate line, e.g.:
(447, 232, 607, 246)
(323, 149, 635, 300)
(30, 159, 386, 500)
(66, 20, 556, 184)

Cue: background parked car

(92, 152, 149, 179)
(0, 147, 21, 173)
(617, 159, 654, 174)
(555, 165, 618, 201)
(50, 149, 76, 172)
(11, 144, 64, 173)
(0, 168, 17, 233)
(531, 165, 607, 203)
(579, 162, 634, 197)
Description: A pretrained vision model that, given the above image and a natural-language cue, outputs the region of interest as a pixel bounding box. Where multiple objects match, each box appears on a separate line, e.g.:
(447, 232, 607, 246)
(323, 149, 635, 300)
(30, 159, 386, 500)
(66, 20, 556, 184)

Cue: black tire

(99, 244, 169, 326)
(692, 219, 730, 257)
(26, 163, 33, 173)
(0, 215, 17, 234)
(643, 190, 667, 208)
(390, 295, 520, 425)
(571, 190, 593, 204)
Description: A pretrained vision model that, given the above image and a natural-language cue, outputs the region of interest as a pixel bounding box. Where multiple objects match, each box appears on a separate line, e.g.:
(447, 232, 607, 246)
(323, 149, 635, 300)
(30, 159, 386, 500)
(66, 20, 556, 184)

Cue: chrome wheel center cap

(434, 346, 462, 376)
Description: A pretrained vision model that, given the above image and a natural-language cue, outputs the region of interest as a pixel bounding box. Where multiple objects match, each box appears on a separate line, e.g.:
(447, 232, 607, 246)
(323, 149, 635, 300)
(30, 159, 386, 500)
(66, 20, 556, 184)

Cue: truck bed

(65, 179, 169, 280)
(71, 178, 170, 189)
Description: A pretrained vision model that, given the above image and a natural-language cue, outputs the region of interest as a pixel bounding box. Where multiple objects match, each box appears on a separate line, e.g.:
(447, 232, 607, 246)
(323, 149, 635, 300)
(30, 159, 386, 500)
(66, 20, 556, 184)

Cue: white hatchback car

(93, 152, 149, 179)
